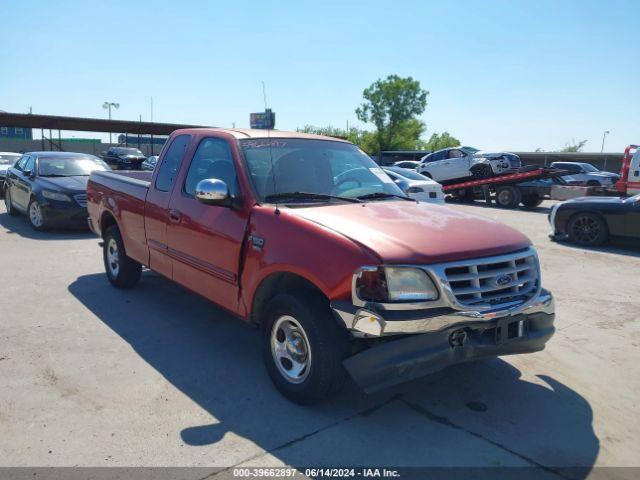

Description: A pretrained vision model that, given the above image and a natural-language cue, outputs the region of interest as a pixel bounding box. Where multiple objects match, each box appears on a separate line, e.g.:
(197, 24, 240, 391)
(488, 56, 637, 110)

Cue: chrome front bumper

(331, 289, 554, 337)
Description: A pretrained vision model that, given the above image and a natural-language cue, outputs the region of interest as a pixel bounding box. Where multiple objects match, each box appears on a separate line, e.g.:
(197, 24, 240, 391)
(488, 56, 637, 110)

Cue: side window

(155, 135, 191, 192)
(16, 155, 28, 170)
(448, 149, 464, 159)
(24, 156, 35, 173)
(184, 137, 237, 197)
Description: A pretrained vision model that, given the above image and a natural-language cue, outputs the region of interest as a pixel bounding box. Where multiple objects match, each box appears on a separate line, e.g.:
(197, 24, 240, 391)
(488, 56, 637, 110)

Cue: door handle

(169, 209, 181, 222)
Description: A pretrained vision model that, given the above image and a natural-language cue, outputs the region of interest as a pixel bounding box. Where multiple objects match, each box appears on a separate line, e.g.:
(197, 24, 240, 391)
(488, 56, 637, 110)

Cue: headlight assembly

(355, 266, 439, 303)
(42, 190, 72, 202)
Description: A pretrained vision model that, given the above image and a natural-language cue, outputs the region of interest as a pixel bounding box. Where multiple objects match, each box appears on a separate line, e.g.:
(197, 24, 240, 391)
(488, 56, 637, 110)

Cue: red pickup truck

(87, 128, 555, 404)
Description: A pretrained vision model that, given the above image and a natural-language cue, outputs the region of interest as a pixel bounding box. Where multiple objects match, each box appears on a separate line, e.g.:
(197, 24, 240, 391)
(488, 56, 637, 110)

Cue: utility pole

(102, 101, 119, 145)
(600, 130, 610, 153)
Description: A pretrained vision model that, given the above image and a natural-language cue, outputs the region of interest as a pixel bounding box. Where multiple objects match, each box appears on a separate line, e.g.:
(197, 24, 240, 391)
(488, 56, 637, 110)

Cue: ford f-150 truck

(87, 128, 555, 404)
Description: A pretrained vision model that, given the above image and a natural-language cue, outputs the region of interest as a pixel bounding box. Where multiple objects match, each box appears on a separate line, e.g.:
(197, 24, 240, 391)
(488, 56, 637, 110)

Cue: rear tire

(103, 225, 142, 289)
(262, 290, 351, 404)
(567, 213, 608, 246)
(495, 186, 522, 209)
(520, 194, 544, 209)
(4, 189, 19, 216)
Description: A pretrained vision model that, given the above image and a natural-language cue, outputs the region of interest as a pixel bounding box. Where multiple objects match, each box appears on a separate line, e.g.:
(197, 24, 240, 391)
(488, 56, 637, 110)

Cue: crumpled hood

(284, 201, 531, 264)
(39, 175, 89, 192)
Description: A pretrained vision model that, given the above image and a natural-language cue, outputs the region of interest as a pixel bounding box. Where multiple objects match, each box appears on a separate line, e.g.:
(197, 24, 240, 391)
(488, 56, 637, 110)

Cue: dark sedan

(549, 194, 640, 246)
(102, 147, 146, 169)
(3, 152, 110, 230)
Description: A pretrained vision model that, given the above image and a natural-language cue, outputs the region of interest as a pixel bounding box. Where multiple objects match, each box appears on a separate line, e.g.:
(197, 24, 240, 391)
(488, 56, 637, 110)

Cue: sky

(1, 0, 638, 152)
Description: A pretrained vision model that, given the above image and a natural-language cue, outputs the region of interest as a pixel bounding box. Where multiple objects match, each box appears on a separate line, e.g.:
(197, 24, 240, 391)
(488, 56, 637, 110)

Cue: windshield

(460, 146, 479, 154)
(581, 163, 599, 173)
(38, 156, 110, 176)
(0, 154, 21, 165)
(115, 148, 143, 156)
(385, 166, 430, 181)
(240, 138, 405, 203)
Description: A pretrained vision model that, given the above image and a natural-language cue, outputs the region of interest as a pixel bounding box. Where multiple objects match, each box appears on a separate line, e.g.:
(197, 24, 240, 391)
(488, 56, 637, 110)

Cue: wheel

(495, 186, 522, 209)
(103, 225, 142, 289)
(520, 194, 544, 209)
(262, 290, 351, 404)
(28, 198, 46, 230)
(4, 189, 19, 216)
(567, 213, 608, 246)
(471, 164, 493, 180)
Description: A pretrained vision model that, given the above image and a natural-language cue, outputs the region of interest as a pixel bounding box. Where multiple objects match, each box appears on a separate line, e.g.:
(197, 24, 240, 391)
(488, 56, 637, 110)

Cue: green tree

(355, 75, 429, 153)
(560, 139, 587, 152)
(423, 131, 461, 151)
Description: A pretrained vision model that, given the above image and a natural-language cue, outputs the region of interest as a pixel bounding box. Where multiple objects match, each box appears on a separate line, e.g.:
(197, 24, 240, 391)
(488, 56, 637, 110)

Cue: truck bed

(90, 170, 152, 201)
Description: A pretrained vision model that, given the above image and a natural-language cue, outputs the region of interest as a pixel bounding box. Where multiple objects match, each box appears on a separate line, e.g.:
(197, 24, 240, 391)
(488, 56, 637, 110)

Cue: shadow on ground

(68, 272, 599, 477)
(0, 211, 94, 240)
(444, 198, 551, 215)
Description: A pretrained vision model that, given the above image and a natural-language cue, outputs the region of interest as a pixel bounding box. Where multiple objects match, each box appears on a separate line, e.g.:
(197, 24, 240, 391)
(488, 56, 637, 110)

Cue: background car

(102, 147, 146, 170)
(418, 146, 521, 183)
(0, 152, 22, 197)
(141, 155, 159, 171)
(550, 161, 620, 187)
(549, 193, 640, 246)
(382, 166, 444, 203)
(392, 160, 420, 170)
(3, 152, 110, 230)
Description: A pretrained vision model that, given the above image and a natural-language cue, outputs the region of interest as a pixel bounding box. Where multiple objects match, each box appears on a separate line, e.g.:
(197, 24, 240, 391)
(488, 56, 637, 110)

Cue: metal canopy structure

(0, 111, 208, 136)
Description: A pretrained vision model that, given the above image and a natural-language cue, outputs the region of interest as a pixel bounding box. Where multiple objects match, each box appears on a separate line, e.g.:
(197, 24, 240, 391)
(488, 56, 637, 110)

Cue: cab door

(628, 150, 640, 195)
(13, 155, 35, 210)
(165, 136, 249, 314)
(144, 134, 192, 278)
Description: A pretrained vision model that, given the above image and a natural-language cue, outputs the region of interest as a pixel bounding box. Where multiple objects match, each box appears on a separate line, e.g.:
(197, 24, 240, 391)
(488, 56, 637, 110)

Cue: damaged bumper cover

(333, 289, 555, 393)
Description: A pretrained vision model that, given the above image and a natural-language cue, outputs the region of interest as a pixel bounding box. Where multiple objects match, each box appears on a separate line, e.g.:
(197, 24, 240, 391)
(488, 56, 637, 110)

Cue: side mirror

(23, 170, 33, 177)
(195, 178, 229, 205)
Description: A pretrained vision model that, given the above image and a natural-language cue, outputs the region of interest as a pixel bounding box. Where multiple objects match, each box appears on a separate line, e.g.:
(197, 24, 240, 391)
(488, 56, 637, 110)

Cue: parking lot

(0, 199, 638, 474)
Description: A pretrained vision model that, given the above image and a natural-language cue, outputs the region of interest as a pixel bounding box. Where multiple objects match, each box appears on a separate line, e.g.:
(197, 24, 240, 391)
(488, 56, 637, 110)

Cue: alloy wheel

(270, 315, 312, 384)
(106, 238, 120, 277)
(570, 215, 601, 243)
(29, 201, 43, 228)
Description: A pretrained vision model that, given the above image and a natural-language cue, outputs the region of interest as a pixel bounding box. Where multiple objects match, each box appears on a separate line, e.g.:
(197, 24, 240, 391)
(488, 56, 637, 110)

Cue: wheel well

(568, 211, 610, 233)
(100, 211, 118, 238)
(586, 180, 600, 186)
(251, 272, 327, 325)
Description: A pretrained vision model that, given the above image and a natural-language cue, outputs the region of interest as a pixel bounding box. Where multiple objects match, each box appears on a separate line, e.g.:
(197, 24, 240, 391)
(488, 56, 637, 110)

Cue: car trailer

(442, 166, 570, 209)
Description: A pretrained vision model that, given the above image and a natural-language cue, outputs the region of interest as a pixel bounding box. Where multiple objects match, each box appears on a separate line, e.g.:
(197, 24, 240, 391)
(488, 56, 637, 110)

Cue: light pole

(600, 130, 610, 153)
(102, 101, 119, 145)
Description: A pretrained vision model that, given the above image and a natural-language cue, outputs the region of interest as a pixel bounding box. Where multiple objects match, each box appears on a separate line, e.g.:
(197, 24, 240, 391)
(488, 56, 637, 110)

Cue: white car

(418, 146, 521, 183)
(382, 166, 445, 203)
(0, 152, 22, 197)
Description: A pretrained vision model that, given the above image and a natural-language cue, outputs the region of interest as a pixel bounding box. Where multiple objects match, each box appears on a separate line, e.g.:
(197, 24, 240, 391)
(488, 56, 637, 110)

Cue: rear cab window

(155, 135, 191, 192)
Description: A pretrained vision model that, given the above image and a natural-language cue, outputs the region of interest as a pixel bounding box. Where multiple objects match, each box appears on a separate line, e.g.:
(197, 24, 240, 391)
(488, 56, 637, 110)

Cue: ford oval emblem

(494, 274, 512, 287)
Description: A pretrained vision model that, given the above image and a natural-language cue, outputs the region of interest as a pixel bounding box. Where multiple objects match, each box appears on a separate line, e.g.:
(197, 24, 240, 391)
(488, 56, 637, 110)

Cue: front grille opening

(443, 251, 539, 308)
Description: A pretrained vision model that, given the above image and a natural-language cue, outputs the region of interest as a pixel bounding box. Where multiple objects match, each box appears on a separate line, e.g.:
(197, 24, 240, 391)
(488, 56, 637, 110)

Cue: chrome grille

(74, 193, 87, 207)
(443, 249, 539, 308)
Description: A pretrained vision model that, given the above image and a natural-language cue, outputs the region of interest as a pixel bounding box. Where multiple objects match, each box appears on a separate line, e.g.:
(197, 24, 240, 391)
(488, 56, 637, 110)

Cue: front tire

(4, 189, 19, 216)
(262, 290, 350, 404)
(471, 164, 493, 180)
(103, 225, 142, 289)
(567, 213, 608, 246)
(28, 199, 46, 230)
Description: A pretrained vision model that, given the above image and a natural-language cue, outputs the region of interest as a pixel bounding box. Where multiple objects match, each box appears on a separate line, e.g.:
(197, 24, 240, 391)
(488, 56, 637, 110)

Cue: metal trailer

(442, 166, 571, 209)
